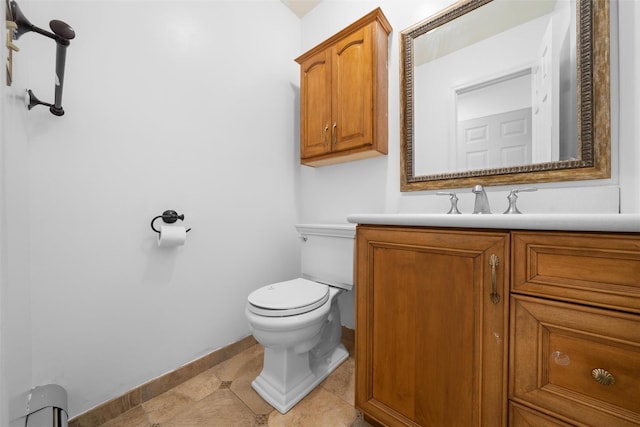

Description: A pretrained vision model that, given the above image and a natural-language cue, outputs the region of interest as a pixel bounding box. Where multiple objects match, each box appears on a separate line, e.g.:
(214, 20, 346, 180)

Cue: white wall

(618, 0, 640, 212)
(1, 0, 34, 425)
(299, 0, 639, 219)
(2, 0, 638, 423)
(3, 0, 303, 419)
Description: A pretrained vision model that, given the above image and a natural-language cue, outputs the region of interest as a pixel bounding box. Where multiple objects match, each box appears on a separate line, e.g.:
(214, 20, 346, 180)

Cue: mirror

(400, 0, 610, 191)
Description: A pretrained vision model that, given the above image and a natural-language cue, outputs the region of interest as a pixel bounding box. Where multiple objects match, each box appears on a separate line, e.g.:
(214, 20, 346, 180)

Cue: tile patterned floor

(99, 344, 372, 426)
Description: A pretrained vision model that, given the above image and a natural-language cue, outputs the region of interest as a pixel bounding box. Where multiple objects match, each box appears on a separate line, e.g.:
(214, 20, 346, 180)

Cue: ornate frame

(400, 0, 610, 191)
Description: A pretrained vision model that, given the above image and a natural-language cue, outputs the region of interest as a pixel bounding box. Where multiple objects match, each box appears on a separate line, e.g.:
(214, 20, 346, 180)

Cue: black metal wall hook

(150, 210, 191, 233)
(10, 1, 75, 116)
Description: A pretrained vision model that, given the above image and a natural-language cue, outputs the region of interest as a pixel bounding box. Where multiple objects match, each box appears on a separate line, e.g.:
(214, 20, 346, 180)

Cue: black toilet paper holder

(151, 210, 191, 234)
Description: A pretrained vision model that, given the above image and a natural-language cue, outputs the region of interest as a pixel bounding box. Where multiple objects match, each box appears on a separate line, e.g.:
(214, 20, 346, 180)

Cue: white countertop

(347, 213, 640, 233)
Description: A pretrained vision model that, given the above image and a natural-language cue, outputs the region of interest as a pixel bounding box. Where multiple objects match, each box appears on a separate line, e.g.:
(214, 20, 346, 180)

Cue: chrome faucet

(472, 185, 491, 214)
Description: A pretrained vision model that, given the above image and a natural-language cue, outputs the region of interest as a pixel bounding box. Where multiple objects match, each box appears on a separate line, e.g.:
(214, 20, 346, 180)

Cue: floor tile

(321, 356, 355, 406)
(267, 387, 360, 427)
(230, 370, 274, 415)
(172, 366, 223, 401)
(141, 390, 194, 425)
(100, 405, 150, 427)
(211, 344, 264, 381)
(162, 389, 257, 427)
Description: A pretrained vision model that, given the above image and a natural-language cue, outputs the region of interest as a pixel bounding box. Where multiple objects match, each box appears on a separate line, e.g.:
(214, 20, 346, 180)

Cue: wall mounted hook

(9, 1, 75, 116)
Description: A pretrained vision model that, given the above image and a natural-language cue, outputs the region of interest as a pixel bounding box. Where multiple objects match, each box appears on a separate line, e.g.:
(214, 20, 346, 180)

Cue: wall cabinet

(355, 226, 640, 427)
(295, 8, 391, 167)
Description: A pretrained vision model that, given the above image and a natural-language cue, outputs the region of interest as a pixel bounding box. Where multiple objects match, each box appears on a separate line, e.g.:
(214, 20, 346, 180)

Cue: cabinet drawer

(512, 231, 640, 313)
(510, 295, 640, 426)
(509, 402, 573, 427)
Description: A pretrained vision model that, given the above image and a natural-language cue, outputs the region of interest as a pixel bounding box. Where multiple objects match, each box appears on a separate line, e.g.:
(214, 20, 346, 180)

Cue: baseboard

(68, 335, 257, 427)
(341, 325, 355, 356)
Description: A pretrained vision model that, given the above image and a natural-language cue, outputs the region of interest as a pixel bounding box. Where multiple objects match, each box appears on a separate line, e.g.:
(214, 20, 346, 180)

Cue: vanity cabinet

(355, 226, 510, 426)
(355, 226, 640, 427)
(295, 8, 391, 167)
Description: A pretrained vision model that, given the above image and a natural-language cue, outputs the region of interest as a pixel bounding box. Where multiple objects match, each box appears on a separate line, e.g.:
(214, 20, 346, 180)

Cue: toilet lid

(247, 278, 329, 316)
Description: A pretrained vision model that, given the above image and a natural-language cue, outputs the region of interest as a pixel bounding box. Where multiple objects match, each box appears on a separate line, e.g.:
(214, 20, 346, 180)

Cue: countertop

(346, 213, 640, 233)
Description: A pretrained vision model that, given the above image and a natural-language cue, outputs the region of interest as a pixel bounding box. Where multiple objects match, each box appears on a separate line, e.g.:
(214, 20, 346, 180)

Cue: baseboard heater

(25, 384, 68, 427)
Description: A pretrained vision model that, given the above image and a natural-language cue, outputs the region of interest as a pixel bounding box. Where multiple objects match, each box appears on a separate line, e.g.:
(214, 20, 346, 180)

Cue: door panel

(356, 226, 509, 426)
(332, 27, 373, 152)
(300, 50, 332, 159)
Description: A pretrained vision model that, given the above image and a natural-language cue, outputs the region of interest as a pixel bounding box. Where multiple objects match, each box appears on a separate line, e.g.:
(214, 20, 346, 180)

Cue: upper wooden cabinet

(295, 9, 391, 167)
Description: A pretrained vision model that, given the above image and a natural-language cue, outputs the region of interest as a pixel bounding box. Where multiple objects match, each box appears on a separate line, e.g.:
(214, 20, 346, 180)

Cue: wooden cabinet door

(331, 26, 373, 153)
(355, 226, 509, 427)
(299, 49, 332, 160)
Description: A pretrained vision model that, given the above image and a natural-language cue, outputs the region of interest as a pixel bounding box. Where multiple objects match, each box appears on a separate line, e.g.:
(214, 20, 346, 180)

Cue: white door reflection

(456, 70, 533, 170)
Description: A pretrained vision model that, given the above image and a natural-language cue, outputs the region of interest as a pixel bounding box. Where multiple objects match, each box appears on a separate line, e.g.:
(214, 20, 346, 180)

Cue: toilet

(245, 223, 355, 414)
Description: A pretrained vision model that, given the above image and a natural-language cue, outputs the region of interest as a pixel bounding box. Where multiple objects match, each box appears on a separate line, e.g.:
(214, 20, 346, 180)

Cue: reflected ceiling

(415, 0, 556, 64)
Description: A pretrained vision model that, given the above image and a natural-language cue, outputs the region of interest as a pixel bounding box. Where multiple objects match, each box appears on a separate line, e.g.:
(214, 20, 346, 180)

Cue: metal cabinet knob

(591, 368, 615, 386)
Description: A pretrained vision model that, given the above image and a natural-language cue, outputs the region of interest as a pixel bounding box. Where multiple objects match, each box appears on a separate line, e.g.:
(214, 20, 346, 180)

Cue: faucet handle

(503, 188, 537, 214)
(436, 192, 462, 214)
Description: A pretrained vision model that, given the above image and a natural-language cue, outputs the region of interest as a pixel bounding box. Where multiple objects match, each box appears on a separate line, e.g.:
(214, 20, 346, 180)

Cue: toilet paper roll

(157, 225, 187, 247)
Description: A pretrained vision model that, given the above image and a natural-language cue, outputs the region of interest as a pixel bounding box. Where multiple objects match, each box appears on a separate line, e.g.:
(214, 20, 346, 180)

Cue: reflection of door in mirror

(533, 20, 555, 164)
(456, 71, 533, 171)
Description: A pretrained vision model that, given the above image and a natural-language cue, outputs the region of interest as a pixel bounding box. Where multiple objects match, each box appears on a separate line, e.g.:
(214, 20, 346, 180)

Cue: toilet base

(251, 343, 349, 414)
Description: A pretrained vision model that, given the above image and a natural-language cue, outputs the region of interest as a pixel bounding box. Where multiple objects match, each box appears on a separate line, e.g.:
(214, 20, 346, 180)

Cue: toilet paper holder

(150, 210, 192, 234)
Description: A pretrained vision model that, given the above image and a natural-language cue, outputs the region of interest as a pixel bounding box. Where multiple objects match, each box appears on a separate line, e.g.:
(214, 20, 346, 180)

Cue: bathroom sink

(346, 213, 640, 233)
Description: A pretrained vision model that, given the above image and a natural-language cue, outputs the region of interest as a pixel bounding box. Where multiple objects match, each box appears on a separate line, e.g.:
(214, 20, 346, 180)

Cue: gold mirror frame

(400, 0, 610, 191)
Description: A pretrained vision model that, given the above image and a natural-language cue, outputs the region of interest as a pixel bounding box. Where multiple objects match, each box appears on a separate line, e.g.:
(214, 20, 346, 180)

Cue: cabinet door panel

(356, 226, 509, 427)
(371, 248, 476, 422)
(509, 402, 573, 427)
(332, 27, 373, 152)
(299, 50, 332, 159)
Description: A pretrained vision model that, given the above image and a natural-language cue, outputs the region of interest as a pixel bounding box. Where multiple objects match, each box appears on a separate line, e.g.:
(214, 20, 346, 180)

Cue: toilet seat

(247, 278, 329, 317)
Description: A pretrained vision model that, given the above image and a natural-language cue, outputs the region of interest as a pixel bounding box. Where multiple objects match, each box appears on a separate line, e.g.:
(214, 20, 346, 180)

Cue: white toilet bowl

(245, 224, 355, 414)
(246, 279, 348, 414)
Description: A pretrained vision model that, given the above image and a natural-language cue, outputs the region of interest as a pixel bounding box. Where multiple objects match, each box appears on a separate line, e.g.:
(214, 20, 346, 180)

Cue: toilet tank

(296, 224, 356, 291)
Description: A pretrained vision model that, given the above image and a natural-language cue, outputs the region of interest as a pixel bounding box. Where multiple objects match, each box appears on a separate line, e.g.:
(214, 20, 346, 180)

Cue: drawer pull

(489, 254, 500, 304)
(323, 124, 329, 145)
(332, 122, 337, 145)
(592, 368, 615, 386)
